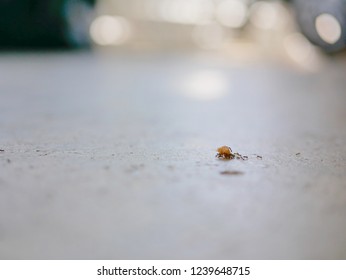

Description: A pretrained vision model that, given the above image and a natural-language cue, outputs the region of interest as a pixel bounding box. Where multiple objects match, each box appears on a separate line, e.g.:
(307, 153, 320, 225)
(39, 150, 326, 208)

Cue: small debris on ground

(0, 149, 4, 152)
(220, 170, 244, 176)
(216, 146, 248, 160)
(216, 146, 263, 161)
(7, 159, 11, 164)
(296, 152, 301, 156)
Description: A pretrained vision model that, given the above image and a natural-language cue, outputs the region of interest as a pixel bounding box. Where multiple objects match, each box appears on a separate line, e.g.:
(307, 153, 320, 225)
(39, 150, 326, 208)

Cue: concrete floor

(0, 51, 346, 259)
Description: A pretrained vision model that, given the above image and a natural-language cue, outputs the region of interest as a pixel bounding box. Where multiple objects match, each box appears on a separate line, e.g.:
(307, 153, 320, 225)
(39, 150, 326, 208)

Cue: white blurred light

(249, 1, 278, 30)
(181, 70, 229, 101)
(90, 15, 131, 46)
(284, 33, 320, 71)
(216, 0, 248, 28)
(192, 22, 224, 49)
(315, 13, 342, 44)
(158, 0, 213, 24)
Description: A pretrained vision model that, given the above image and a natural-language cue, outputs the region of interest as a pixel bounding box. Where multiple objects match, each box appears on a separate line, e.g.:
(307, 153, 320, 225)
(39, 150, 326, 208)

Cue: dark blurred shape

(0, 0, 95, 49)
(292, 0, 346, 52)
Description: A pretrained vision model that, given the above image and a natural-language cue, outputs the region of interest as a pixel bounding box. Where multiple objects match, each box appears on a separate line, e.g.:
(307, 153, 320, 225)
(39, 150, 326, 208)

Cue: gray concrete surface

(0, 51, 346, 259)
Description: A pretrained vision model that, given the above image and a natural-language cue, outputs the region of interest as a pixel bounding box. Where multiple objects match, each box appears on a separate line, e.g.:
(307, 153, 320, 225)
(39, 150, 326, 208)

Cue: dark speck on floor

(220, 170, 244, 176)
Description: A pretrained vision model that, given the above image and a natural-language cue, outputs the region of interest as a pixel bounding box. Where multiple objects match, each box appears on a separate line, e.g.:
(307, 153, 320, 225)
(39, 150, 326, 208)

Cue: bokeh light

(158, 0, 214, 25)
(216, 0, 248, 29)
(249, 1, 279, 30)
(284, 32, 321, 71)
(88, 0, 331, 69)
(315, 13, 342, 44)
(90, 15, 131, 46)
(180, 70, 229, 101)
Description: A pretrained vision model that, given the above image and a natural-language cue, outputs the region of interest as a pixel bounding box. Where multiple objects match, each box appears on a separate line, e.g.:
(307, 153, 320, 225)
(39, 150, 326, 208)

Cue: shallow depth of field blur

(1, 0, 346, 260)
(1, 0, 345, 67)
(87, 0, 344, 70)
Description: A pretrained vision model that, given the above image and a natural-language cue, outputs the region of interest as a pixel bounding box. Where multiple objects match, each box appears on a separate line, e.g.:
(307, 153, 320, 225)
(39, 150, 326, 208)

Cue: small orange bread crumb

(216, 146, 234, 159)
(217, 146, 232, 155)
(216, 146, 249, 160)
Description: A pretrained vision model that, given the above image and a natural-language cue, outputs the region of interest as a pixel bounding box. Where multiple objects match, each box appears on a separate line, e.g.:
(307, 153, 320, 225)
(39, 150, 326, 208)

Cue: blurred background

(1, 1, 346, 260)
(1, 0, 346, 66)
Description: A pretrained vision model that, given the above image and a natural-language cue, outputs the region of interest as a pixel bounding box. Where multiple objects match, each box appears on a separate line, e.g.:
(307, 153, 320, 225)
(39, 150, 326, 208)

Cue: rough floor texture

(0, 52, 346, 259)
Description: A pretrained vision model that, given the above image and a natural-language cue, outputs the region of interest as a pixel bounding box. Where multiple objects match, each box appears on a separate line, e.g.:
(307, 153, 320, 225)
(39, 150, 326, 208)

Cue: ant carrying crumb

(216, 146, 248, 160)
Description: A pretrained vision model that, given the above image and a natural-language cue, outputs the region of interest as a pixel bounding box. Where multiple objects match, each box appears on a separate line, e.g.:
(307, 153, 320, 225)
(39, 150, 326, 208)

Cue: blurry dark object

(0, 0, 95, 49)
(292, 0, 346, 53)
